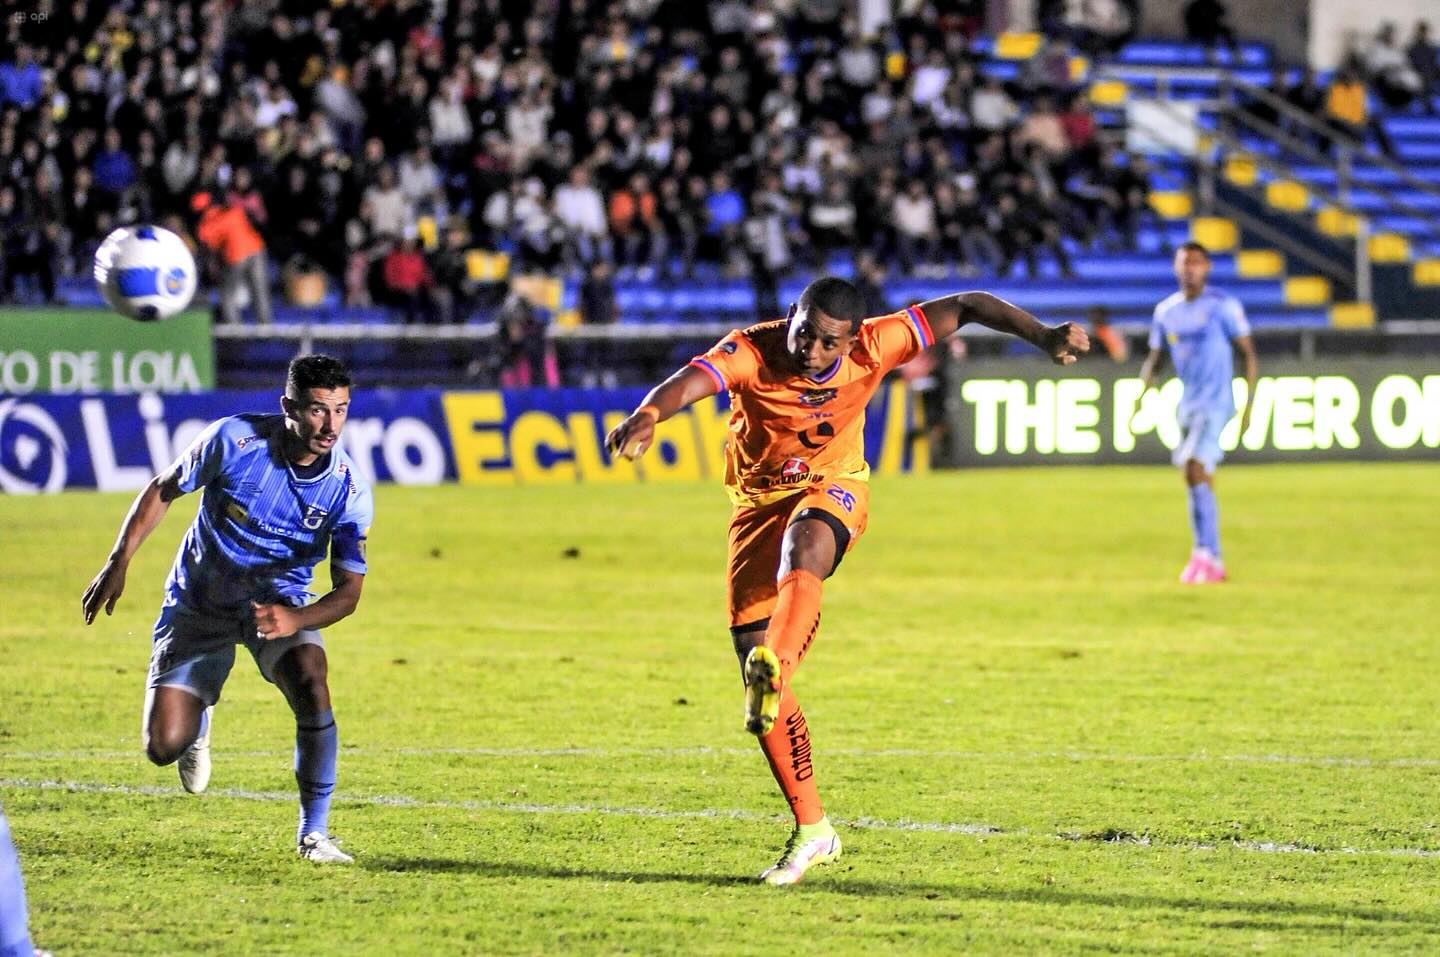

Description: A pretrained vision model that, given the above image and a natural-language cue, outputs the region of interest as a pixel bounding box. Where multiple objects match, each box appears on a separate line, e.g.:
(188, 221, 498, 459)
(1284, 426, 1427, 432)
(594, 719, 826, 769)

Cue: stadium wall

(932, 358, 1440, 467)
(1137, 0, 1310, 64)
(0, 310, 213, 394)
(0, 383, 922, 493)
(1307, 0, 1434, 68)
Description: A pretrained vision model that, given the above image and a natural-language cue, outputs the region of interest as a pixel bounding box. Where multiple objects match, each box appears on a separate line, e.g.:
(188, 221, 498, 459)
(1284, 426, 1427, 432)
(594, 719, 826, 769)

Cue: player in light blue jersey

(1, 806, 50, 957)
(81, 355, 372, 863)
(1138, 242, 1258, 583)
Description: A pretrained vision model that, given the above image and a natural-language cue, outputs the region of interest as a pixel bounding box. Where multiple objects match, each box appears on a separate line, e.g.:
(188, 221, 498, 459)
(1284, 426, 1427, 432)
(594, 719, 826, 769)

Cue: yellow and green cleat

(760, 820, 842, 885)
(742, 645, 782, 735)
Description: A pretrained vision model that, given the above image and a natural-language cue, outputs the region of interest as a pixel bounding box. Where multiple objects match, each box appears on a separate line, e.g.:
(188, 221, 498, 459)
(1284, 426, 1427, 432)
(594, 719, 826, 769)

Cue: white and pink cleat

(1179, 550, 1227, 584)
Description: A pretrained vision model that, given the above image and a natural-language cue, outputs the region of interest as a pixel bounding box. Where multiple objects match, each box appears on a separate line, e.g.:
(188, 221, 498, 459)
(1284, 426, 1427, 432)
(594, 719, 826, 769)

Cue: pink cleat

(1179, 551, 1209, 583)
(1196, 557, 1228, 583)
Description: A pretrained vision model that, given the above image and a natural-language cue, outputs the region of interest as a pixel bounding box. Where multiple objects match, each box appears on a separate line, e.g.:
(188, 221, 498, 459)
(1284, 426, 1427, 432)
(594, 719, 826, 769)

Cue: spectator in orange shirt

(1325, 65, 1397, 157)
(608, 173, 665, 275)
(1086, 306, 1130, 362)
(192, 191, 273, 325)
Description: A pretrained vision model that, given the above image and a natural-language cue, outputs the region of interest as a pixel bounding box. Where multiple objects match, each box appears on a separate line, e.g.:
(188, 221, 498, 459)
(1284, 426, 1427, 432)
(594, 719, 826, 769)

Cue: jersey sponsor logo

(235, 434, 261, 449)
(780, 457, 810, 479)
(301, 504, 330, 530)
(337, 462, 361, 496)
(799, 388, 837, 407)
(798, 421, 835, 449)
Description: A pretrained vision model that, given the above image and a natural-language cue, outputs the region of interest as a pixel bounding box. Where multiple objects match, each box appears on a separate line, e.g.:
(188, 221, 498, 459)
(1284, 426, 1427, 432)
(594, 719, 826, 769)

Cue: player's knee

(143, 729, 189, 766)
(281, 647, 331, 714)
(779, 530, 832, 578)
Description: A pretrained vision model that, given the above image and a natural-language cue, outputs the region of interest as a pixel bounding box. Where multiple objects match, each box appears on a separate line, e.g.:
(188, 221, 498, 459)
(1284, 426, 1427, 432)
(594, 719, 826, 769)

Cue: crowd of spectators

(0, 0, 1160, 322)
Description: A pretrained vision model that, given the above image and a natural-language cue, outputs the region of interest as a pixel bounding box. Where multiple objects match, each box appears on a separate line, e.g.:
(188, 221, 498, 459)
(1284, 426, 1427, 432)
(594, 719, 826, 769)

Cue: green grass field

(3, 463, 1439, 955)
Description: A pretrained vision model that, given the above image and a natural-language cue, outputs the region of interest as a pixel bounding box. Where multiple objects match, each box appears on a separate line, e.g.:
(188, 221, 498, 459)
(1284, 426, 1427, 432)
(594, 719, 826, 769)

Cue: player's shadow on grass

(365, 856, 1438, 928)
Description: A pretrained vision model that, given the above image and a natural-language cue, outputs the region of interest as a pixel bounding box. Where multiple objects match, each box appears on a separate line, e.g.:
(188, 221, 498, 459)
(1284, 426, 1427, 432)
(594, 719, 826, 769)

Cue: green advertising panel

(935, 357, 1440, 467)
(0, 309, 214, 394)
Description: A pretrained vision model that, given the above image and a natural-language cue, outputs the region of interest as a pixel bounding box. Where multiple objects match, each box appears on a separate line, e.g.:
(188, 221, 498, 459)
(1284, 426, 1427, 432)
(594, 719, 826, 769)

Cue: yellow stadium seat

(1068, 56, 1089, 83)
(1264, 180, 1309, 212)
(464, 250, 511, 282)
(1284, 276, 1331, 305)
(994, 32, 1042, 60)
(1190, 217, 1238, 251)
(1223, 155, 1257, 186)
(1236, 249, 1283, 277)
(1368, 233, 1410, 263)
(1315, 207, 1360, 237)
(1329, 302, 1375, 329)
(512, 274, 562, 311)
(1088, 80, 1127, 106)
(885, 51, 906, 80)
(416, 216, 438, 250)
(1147, 192, 1192, 219)
(1413, 258, 1440, 285)
(554, 308, 580, 329)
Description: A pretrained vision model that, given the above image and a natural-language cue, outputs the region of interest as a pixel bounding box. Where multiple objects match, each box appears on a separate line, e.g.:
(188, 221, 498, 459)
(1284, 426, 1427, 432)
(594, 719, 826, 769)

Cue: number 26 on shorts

(825, 485, 856, 513)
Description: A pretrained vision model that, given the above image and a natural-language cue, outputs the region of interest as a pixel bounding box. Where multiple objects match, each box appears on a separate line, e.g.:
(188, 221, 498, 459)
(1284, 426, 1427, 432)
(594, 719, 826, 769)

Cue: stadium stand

(1, 3, 1436, 385)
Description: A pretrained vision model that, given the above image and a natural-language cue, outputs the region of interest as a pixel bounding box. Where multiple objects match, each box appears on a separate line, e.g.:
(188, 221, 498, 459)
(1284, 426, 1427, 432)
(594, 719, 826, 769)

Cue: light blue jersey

(1149, 287, 1251, 418)
(164, 413, 372, 618)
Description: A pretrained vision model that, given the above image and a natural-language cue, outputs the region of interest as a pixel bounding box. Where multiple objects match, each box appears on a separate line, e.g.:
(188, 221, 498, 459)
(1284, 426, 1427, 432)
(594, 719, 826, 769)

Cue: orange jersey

(690, 305, 935, 506)
(196, 205, 265, 265)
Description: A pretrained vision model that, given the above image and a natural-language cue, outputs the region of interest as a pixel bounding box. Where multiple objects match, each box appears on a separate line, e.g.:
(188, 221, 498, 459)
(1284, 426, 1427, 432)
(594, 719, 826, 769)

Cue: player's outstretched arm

(604, 364, 720, 461)
(917, 292, 1089, 364)
(81, 469, 184, 624)
(253, 567, 365, 641)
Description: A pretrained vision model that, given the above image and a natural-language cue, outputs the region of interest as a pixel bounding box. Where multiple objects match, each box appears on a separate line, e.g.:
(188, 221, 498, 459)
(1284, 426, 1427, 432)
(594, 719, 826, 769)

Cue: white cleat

(298, 832, 354, 864)
(760, 825, 842, 886)
(177, 706, 213, 794)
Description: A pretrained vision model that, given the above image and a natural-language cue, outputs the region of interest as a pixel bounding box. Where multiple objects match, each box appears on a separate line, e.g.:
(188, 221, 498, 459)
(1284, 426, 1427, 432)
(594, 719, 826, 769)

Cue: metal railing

(1221, 74, 1440, 209)
(1113, 90, 1370, 293)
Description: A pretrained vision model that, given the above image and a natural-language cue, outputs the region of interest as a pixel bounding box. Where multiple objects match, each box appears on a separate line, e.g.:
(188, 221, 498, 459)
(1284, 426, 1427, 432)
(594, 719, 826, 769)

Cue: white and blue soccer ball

(93, 225, 198, 322)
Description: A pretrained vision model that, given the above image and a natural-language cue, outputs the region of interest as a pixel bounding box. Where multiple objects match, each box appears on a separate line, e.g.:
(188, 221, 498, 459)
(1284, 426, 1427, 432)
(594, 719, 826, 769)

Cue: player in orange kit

(605, 277, 1089, 885)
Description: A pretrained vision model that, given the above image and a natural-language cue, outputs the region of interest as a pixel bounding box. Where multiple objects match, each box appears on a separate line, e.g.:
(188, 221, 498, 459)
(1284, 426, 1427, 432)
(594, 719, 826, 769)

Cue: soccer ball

(93, 225, 198, 322)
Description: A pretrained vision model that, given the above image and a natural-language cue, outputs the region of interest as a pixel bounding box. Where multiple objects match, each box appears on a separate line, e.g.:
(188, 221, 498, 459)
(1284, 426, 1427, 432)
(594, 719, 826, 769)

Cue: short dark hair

(1178, 241, 1210, 259)
(286, 354, 352, 399)
(797, 276, 866, 332)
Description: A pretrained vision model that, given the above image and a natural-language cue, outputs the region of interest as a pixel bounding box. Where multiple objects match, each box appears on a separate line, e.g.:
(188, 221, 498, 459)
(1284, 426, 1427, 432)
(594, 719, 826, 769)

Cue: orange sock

(760, 689, 824, 825)
(758, 568, 826, 824)
(769, 569, 823, 681)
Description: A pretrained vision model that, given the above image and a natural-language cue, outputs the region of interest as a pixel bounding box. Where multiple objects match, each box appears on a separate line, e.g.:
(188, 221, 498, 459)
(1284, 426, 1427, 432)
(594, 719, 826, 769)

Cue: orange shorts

(726, 478, 870, 627)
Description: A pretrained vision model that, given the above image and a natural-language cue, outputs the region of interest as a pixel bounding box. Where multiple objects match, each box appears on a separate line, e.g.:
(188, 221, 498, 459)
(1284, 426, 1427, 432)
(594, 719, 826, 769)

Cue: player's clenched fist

(252, 601, 302, 641)
(1044, 322, 1090, 365)
(605, 405, 659, 461)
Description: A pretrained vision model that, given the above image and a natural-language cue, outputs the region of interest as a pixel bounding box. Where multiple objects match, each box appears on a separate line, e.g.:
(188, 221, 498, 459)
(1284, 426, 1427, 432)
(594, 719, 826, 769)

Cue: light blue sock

(0, 810, 35, 957)
(295, 709, 338, 842)
(1189, 483, 1221, 557)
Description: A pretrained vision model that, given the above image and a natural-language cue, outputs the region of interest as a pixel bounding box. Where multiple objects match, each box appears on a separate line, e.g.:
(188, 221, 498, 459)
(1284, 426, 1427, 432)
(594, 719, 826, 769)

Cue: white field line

(2, 777, 1439, 860)
(3, 745, 1440, 769)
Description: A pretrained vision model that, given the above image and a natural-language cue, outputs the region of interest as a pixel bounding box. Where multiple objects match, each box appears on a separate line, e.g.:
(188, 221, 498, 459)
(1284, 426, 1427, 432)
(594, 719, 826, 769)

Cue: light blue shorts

(147, 601, 324, 706)
(1173, 409, 1231, 474)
